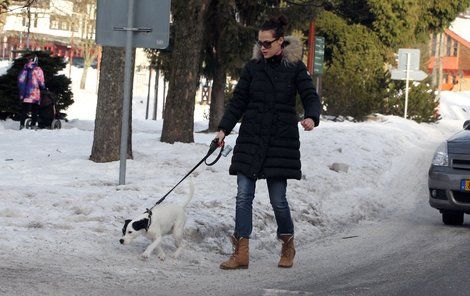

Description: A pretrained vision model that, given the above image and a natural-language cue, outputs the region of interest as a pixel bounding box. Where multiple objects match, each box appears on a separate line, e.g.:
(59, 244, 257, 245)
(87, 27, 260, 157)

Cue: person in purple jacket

(18, 55, 45, 129)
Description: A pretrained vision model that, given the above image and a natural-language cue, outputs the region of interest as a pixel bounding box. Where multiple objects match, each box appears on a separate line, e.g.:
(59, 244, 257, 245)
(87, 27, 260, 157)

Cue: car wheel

(24, 118, 32, 129)
(442, 210, 464, 225)
(51, 119, 61, 130)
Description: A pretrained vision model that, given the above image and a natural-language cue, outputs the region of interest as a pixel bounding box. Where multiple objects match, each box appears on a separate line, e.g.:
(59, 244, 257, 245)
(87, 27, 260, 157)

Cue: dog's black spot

(122, 219, 132, 235)
(132, 218, 149, 231)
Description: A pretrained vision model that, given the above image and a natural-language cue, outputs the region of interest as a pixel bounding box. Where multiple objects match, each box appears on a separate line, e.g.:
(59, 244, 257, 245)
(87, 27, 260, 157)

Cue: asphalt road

(277, 205, 470, 296)
(2, 197, 469, 296)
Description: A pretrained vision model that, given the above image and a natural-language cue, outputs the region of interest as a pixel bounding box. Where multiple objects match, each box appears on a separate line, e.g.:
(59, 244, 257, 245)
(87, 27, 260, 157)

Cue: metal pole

(26, 5, 31, 50)
(307, 19, 315, 74)
(404, 52, 410, 119)
(162, 79, 166, 114)
(119, 0, 135, 185)
(437, 32, 443, 98)
(431, 33, 438, 87)
(145, 66, 152, 119)
(153, 68, 159, 120)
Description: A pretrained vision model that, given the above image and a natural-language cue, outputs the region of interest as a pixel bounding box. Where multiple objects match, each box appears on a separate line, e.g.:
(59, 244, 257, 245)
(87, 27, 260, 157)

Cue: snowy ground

(0, 63, 469, 295)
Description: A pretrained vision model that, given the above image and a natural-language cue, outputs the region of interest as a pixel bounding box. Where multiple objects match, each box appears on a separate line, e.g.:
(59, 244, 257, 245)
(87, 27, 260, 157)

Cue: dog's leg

(172, 223, 185, 258)
(156, 245, 166, 261)
(141, 236, 163, 260)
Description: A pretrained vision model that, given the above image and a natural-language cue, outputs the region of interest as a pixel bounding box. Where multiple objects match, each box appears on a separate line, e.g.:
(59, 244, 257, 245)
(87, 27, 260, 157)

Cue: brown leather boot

(278, 235, 295, 268)
(220, 235, 249, 270)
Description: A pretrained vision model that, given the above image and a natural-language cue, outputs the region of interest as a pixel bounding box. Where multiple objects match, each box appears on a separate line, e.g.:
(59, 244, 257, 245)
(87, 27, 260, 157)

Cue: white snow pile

(439, 90, 470, 120)
(0, 65, 465, 268)
(0, 60, 12, 76)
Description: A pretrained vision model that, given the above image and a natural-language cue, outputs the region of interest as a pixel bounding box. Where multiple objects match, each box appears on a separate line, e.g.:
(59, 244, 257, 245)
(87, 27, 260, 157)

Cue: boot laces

(230, 244, 240, 260)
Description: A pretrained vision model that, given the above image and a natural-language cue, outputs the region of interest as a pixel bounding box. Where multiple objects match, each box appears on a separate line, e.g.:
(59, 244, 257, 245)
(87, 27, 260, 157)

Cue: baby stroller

(24, 89, 62, 130)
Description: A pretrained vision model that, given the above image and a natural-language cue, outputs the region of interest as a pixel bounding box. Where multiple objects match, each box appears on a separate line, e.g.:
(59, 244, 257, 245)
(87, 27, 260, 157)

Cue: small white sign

(397, 49, 420, 71)
(391, 69, 427, 81)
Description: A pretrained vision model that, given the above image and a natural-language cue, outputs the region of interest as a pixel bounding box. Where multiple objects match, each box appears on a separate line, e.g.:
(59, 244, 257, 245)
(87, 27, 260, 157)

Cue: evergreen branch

(284, 0, 326, 7)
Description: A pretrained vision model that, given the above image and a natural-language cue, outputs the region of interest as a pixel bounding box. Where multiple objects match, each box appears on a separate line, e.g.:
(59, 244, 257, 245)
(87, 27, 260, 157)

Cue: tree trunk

(208, 59, 226, 131)
(160, 0, 210, 144)
(80, 66, 88, 90)
(90, 46, 134, 162)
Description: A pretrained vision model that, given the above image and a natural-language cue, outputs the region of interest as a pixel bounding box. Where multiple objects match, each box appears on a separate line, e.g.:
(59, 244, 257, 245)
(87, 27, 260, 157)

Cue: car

(429, 119, 470, 225)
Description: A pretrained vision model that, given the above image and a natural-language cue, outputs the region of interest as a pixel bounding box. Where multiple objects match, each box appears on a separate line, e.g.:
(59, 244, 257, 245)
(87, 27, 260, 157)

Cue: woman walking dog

(216, 16, 322, 269)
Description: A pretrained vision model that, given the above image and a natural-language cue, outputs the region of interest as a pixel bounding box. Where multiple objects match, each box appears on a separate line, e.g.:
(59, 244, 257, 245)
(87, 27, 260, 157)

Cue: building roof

(449, 17, 470, 44)
(445, 29, 470, 49)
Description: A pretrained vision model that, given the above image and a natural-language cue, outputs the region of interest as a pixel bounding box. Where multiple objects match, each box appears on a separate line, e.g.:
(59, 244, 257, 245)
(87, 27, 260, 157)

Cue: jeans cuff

(277, 233, 294, 238)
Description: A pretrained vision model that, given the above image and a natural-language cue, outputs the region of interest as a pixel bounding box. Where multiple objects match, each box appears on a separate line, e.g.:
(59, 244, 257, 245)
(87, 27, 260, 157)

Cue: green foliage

(201, 0, 255, 80)
(0, 51, 73, 120)
(382, 77, 439, 123)
(317, 11, 387, 119)
(318, 1, 468, 121)
(420, 0, 470, 32)
(330, 0, 469, 49)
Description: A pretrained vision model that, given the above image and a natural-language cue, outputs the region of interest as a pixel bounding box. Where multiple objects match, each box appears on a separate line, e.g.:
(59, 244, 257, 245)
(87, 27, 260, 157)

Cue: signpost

(313, 36, 325, 76)
(96, 0, 171, 185)
(390, 48, 428, 119)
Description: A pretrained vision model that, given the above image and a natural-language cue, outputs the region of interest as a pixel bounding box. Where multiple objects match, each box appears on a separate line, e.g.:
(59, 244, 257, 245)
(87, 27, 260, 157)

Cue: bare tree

(0, 1, 8, 28)
(52, 0, 98, 89)
(75, 0, 97, 89)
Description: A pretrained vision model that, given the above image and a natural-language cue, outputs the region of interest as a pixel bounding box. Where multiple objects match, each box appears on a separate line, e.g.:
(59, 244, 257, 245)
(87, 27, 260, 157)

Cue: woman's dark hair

(260, 15, 288, 38)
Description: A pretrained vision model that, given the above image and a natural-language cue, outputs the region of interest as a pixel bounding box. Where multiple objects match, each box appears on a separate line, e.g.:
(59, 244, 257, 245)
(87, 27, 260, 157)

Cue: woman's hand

(215, 130, 226, 146)
(301, 118, 315, 131)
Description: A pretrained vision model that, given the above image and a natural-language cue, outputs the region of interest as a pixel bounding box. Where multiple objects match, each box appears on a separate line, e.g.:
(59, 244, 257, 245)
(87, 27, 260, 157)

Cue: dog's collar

(144, 208, 152, 231)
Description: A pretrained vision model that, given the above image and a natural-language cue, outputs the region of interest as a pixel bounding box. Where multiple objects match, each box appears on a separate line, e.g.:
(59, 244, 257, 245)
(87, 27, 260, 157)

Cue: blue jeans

(234, 173, 294, 238)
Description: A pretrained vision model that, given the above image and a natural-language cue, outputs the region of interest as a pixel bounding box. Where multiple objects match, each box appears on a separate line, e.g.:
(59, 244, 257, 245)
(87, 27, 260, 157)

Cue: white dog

(120, 181, 194, 260)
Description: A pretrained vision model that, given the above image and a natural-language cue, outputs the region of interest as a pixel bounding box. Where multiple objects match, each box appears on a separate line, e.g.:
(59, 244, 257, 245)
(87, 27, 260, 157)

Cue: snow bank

(0, 66, 465, 274)
(439, 91, 470, 121)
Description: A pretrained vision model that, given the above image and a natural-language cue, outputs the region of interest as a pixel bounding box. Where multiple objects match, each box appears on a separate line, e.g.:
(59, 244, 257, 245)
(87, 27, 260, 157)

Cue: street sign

(397, 48, 420, 71)
(391, 48, 427, 119)
(314, 36, 325, 75)
(96, 0, 171, 185)
(96, 0, 171, 49)
(391, 69, 427, 81)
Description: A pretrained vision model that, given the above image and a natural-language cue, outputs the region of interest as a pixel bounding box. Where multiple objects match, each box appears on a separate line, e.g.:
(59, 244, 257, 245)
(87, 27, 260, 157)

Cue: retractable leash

(148, 138, 232, 211)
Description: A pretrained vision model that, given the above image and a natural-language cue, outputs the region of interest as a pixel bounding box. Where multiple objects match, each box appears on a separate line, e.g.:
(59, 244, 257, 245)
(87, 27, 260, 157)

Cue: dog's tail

(182, 177, 194, 208)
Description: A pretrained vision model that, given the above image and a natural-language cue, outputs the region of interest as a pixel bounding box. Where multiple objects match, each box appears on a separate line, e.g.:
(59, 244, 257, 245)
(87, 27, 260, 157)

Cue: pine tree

(316, 11, 387, 119)
(160, 0, 210, 143)
(383, 77, 439, 123)
(0, 50, 73, 120)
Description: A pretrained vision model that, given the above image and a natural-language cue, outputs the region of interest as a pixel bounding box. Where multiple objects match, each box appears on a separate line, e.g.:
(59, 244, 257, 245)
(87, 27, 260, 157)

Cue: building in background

(428, 10, 470, 91)
(0, 0, 96, 65)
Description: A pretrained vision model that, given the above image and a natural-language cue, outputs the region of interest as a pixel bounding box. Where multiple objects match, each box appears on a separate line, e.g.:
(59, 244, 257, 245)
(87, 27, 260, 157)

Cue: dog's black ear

(122, 219, 132, 235)
(132, 218, 149, 231)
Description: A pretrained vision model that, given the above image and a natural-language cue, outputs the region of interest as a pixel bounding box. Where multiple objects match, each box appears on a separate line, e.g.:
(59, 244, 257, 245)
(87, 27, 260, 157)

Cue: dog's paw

(157, 253, 166, 261)
(172, 250, 182, 259)
(140, 253, 150, 260)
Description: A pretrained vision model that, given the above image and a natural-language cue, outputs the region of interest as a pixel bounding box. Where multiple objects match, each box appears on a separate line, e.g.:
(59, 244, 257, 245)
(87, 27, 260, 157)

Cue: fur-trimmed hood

(252, 35, 302, 65)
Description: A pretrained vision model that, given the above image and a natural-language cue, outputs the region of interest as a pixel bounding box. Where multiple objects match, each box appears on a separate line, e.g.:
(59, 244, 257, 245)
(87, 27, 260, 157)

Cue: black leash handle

(151, 138, 224, 209)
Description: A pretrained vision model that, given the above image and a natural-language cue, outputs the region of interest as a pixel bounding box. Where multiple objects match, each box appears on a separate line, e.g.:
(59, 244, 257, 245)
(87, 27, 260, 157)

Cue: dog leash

(148, 138, 228, 211)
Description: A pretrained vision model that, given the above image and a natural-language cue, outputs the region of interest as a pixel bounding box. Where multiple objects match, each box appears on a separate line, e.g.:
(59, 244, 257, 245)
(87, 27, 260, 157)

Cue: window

(453, 40, 458, 57)
(71, 21, 79, 32)
(50, 16, 59, 30)
(446, 35, 452, 56)
(60, 21, 68, 31)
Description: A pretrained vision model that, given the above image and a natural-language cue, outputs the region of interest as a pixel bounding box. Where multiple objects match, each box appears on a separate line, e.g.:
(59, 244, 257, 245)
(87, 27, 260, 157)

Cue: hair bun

(269, 15, 288, 27)
(278, 15, 288, 26)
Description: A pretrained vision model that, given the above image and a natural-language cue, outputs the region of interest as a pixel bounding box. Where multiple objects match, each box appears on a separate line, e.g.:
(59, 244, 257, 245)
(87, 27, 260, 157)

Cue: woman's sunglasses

(256, 38, 279, 49)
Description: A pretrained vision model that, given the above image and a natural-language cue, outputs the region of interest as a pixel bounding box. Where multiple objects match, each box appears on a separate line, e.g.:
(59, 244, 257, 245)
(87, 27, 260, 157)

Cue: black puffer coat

(218, 36, 322, 180)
